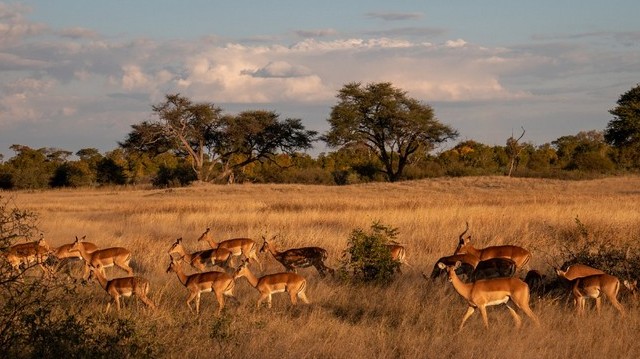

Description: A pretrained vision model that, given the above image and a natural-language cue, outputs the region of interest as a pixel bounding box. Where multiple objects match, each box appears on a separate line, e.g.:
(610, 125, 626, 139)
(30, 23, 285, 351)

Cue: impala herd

(2, 223, 637, 331)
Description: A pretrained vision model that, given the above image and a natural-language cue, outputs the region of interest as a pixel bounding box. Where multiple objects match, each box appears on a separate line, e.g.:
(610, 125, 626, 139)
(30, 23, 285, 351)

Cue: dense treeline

(0, 83, 638, 189)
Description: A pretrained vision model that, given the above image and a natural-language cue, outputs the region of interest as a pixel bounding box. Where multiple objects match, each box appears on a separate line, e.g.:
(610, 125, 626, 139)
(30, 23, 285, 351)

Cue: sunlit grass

(8, 175, 640, 358)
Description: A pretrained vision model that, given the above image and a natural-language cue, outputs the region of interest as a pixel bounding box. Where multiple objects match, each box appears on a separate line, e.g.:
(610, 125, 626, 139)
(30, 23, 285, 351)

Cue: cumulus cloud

(0, 3, 47, 45)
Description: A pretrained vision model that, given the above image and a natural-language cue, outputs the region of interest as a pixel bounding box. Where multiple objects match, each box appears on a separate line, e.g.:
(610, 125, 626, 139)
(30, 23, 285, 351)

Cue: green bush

(339, 221, 401, 285)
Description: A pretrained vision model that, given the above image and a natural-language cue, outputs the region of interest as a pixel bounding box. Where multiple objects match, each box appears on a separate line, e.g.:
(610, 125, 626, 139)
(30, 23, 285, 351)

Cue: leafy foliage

(340, 221, 401, 285)
(324, 82, 458, 182)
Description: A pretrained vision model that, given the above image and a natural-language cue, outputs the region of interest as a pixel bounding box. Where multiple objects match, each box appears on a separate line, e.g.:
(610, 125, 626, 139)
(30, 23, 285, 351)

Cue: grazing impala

(438, 261, 539, 332)
(4, 235, 52, 275)
(87, 265, 156, 313)
(555, 263, 605, 281)
(454, 222, 531, 271)
(69, 236, 134, 279)
(572, 273, 625, 316)
(52, 236, 98, 275)
(260, 237, 333, 277)
(234, 261, 310, 309)
(166, 256, 237, 315)
(197, 228, 261, 269)
(167, 237, 233, 272)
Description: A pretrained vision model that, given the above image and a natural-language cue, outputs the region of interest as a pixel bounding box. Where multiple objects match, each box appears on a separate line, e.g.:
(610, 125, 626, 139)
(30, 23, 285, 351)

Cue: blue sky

(1, 1, 639, 159)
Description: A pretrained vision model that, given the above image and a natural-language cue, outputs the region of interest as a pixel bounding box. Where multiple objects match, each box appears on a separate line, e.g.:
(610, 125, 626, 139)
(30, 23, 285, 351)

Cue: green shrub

(339, 221, 401, 285)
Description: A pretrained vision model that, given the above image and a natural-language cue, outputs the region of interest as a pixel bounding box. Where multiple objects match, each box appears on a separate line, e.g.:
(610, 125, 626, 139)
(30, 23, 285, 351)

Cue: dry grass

(8, 175, 640, 358)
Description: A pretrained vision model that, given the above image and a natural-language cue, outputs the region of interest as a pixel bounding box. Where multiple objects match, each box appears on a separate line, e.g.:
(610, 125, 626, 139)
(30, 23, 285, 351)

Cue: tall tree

(604, 84, 640, 169)
(215, 110, 317, 183)
(324, 82, 458, 182)
(121, 94, 317, 184)
(120, 94, 223, 182)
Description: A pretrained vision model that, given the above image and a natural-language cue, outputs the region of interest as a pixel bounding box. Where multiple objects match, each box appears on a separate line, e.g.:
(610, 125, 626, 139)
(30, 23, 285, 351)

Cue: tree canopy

(324, 82, 458, 182)
(120, 94, 317, 183)
(605, 84, 640, 168)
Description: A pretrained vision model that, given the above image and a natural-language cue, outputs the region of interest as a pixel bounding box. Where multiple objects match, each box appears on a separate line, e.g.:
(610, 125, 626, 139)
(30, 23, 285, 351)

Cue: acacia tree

(604, 84, 640, 169)
(215, 110, 317, 183)
(324, 82, 458, 182)
(121, 94, 317, 184)
(120, 94, 223, 182)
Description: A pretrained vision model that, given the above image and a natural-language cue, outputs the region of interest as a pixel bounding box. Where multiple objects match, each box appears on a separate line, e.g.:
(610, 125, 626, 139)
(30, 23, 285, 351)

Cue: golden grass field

(8, 176, 640, 358)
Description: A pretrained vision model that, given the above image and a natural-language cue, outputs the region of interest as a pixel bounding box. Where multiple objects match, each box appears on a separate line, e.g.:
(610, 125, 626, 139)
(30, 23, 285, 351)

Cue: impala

(260, 237, 333, 277)
(197, 228, 261, 269)
(555, 263, 605, 281)
(428, 253, 479, 281)
(166, 256, 237, 315)
(167, 237, 232, 272)
(469, 257, 517, 281)
(52, 236, 98, 274)
(524, 269, 546, 296)
(69, 236, 134, 279)
(429, 254, 515, 282)
(454, 222, 531, 271)
(385, 242, 411, 270)
(87, 265, 156, 313)
(438, 261, 539, 331)
(572, 273, 625, 316)
(4, 235, 52, 275)
(234, 261, 310, 308)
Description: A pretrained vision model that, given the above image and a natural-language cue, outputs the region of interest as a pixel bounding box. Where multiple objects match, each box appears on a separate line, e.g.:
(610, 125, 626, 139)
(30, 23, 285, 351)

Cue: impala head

(196, 228, 212, 243)
(233, 260, 251, 279)
(36, 234, 51, 251)
(454, 222, 472, 254)
(259, 236, 270, 253)
(69, 236, 83, 253)
(167, 237, 183, 254)
(166, 256, 181, 274)
(437, 261, 462, 282)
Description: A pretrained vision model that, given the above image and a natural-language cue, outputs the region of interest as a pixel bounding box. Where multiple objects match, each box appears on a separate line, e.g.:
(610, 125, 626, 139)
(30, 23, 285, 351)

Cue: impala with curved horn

(454, 222, 531, 271)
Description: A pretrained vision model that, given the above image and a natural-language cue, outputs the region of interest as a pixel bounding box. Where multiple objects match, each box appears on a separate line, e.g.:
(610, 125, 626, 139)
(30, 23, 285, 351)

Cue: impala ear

(454, 261, 462, 270)
(437, 262, 446, 270)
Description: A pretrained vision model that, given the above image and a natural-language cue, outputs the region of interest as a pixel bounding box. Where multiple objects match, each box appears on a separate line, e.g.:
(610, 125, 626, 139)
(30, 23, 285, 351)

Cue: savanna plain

(9, 176, 640, 358)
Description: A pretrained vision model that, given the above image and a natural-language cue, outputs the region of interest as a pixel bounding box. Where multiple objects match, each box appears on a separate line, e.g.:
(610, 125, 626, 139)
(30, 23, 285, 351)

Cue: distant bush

(339, 221, 401, 285)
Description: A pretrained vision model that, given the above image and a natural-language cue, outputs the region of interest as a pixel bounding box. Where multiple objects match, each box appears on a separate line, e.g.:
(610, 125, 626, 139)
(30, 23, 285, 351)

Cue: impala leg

(478, 306, 490, 329)
(298, 291, 310, 304)
(595, 297, 602, 314)
(215, 291, 225, 316)
(505, 303, 522, 329)
(459, 306, 475, 332)
(609, 295, 625, 316)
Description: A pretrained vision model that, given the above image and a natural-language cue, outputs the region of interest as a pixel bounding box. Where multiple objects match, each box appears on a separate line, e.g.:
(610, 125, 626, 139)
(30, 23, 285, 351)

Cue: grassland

(8, 176, 640, 358)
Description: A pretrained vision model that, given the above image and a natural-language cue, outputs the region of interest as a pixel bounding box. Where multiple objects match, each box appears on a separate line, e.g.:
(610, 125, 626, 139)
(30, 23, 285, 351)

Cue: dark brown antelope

(260, 236, 333, 277)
